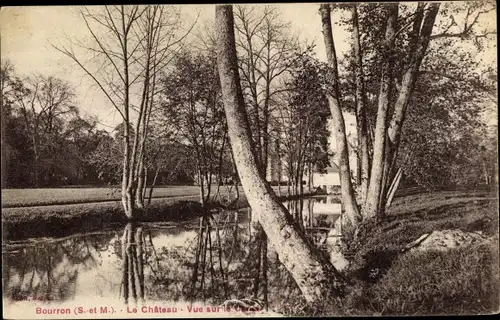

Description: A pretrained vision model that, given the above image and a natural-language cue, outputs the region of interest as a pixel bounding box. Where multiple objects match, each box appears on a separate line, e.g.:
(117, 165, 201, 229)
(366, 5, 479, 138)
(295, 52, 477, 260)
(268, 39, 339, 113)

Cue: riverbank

(2, 188, 498, 315)
(1, 191, 319, 240)
(314, 190, 499, 316)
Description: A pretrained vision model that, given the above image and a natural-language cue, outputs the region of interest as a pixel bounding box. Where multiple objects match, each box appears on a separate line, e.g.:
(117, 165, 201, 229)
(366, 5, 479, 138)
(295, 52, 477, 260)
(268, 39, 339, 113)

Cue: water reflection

(3, 232, 114, 302)
(186, 215, 229, 303)
(120, 223, 145, 304)
(3, 197, 343, 311)
(284, 196, 342, 246)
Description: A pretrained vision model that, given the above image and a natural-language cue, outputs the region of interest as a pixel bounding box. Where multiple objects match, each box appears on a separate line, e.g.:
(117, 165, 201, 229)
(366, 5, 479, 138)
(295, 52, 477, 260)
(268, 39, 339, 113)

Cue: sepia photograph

(1, 2, 498, 318)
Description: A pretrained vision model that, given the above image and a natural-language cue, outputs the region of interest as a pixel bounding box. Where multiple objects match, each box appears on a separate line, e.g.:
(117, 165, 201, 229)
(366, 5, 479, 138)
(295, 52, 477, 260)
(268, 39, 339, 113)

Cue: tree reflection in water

(118, 200, 339, 311)
(120, 223, 145, 305)
(140, 211, 275, 308)
(187, 215, 228, 303)
(3, 232, 113, 302)
(3, 198, 342, 314)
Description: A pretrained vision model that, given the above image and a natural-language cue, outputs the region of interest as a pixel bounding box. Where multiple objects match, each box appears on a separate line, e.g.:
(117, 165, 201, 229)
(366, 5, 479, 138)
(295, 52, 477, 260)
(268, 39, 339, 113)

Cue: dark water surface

(2, 197, 341, 315)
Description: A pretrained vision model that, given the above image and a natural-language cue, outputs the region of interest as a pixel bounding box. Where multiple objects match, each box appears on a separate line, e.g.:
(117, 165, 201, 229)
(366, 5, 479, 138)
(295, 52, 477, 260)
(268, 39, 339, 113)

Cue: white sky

(1, 3, 496, 132)
(1, 4, 349, 131)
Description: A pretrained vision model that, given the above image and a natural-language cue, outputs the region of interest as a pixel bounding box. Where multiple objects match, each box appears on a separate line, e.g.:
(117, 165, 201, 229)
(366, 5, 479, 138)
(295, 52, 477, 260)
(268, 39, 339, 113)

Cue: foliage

(332, 2, 497, 193)
(159, 51, 231, 201)
(275, 51, 331, 190)
(233, 4, 302, 174)
(316, 190, 499, 316)
(1, 61, 94, 187)
(4, 3, 494, 193)
(400, 62, 496, 189)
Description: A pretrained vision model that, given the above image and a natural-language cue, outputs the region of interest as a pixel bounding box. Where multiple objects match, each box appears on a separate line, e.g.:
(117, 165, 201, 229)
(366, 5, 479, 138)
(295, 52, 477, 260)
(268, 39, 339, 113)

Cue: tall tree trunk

(351, 4, 370, 206)
(262, 234, 269, 311)
(213, 131, 227, 202)
(363, 3, 399, 219)
(253, 99, 263, 170)
(320, 4, 362, 228)
(32, 136, 40, 187)
(262, 104, 271, 179)
(229, 146, 240, 201)
(482, 160, 490, 185)
(198, 166, 206, 206)
(307, 162, 313, 192)
(122, 135, 134, 219)
(252, 229, 263, 298)
(121, 10, 134, 219)
(378, 135, 392, 215)
(276, 139, 282, 196)
(136, 164, 146, 209)
(386, 3, 440, 185)
(287, 175, 291, 196)
(142, 167, 148, 206)
(147, 167, 159, 207)
(216, 5, 344, 305)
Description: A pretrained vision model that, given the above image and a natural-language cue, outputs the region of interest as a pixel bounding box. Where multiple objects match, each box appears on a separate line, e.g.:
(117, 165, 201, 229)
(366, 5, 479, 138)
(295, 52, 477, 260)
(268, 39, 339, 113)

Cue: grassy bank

(317, 190, 499, 316)
(2, 186, 217, 208)
(1, 185, 295, 208)
(1, 191, 315, 240)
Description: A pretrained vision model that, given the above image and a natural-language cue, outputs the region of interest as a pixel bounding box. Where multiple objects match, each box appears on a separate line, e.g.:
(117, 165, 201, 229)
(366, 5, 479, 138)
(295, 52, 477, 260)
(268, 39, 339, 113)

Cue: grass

(314, 190, 499, 316)
(1, 186, 202, 208)
(349, 191, 497, 260)
(1, 188, 314, 240)
(1, 185, 292, 208)
(356, 242, 499, 315)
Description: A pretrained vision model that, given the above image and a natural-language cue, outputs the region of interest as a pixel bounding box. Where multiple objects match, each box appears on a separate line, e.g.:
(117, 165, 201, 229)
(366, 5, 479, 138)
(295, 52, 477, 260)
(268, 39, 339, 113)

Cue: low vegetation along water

(2, 197, 341, 317)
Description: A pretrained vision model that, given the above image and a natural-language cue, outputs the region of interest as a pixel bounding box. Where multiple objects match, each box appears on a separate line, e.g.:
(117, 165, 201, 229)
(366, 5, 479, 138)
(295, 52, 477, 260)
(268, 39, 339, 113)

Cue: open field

(1, 186, 202, 208)
(1, 185, 293, 208)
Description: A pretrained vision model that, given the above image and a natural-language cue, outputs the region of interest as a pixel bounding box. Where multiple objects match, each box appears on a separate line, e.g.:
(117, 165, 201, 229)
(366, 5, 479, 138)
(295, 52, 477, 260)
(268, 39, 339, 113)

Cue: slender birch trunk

(147, 167, 160, 207)
(351, 4, 370, 206)
(363, 3, 399, 219)
(320, 4, 362, 228)
(385, 3, 440, 188)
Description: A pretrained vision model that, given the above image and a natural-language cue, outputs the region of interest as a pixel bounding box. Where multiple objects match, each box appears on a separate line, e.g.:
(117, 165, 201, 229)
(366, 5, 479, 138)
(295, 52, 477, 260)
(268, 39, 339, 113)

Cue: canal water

(2, 196, 342, 316)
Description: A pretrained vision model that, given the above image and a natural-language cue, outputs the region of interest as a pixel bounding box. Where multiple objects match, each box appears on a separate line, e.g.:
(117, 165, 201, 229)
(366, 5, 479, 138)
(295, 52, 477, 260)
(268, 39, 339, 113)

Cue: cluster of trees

(1, 62, 194, 189)
(1, 5, 335, 214)
(214, 2, 496, 305)
(1, 63, 104, 187)
(318, 1, 497, 224)
(1, 4, 496, 219)
(0, 2, 497, 310)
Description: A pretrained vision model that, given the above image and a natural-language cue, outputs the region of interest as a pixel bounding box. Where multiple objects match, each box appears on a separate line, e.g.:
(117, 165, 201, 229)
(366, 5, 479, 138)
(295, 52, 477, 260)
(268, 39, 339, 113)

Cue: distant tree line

(1, 60, 195, 188)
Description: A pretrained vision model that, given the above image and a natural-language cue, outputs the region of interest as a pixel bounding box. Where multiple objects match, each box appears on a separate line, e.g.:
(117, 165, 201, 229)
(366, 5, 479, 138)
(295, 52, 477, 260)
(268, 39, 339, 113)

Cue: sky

(1, 3, 496, 132)
(1, 4, 351, 131)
